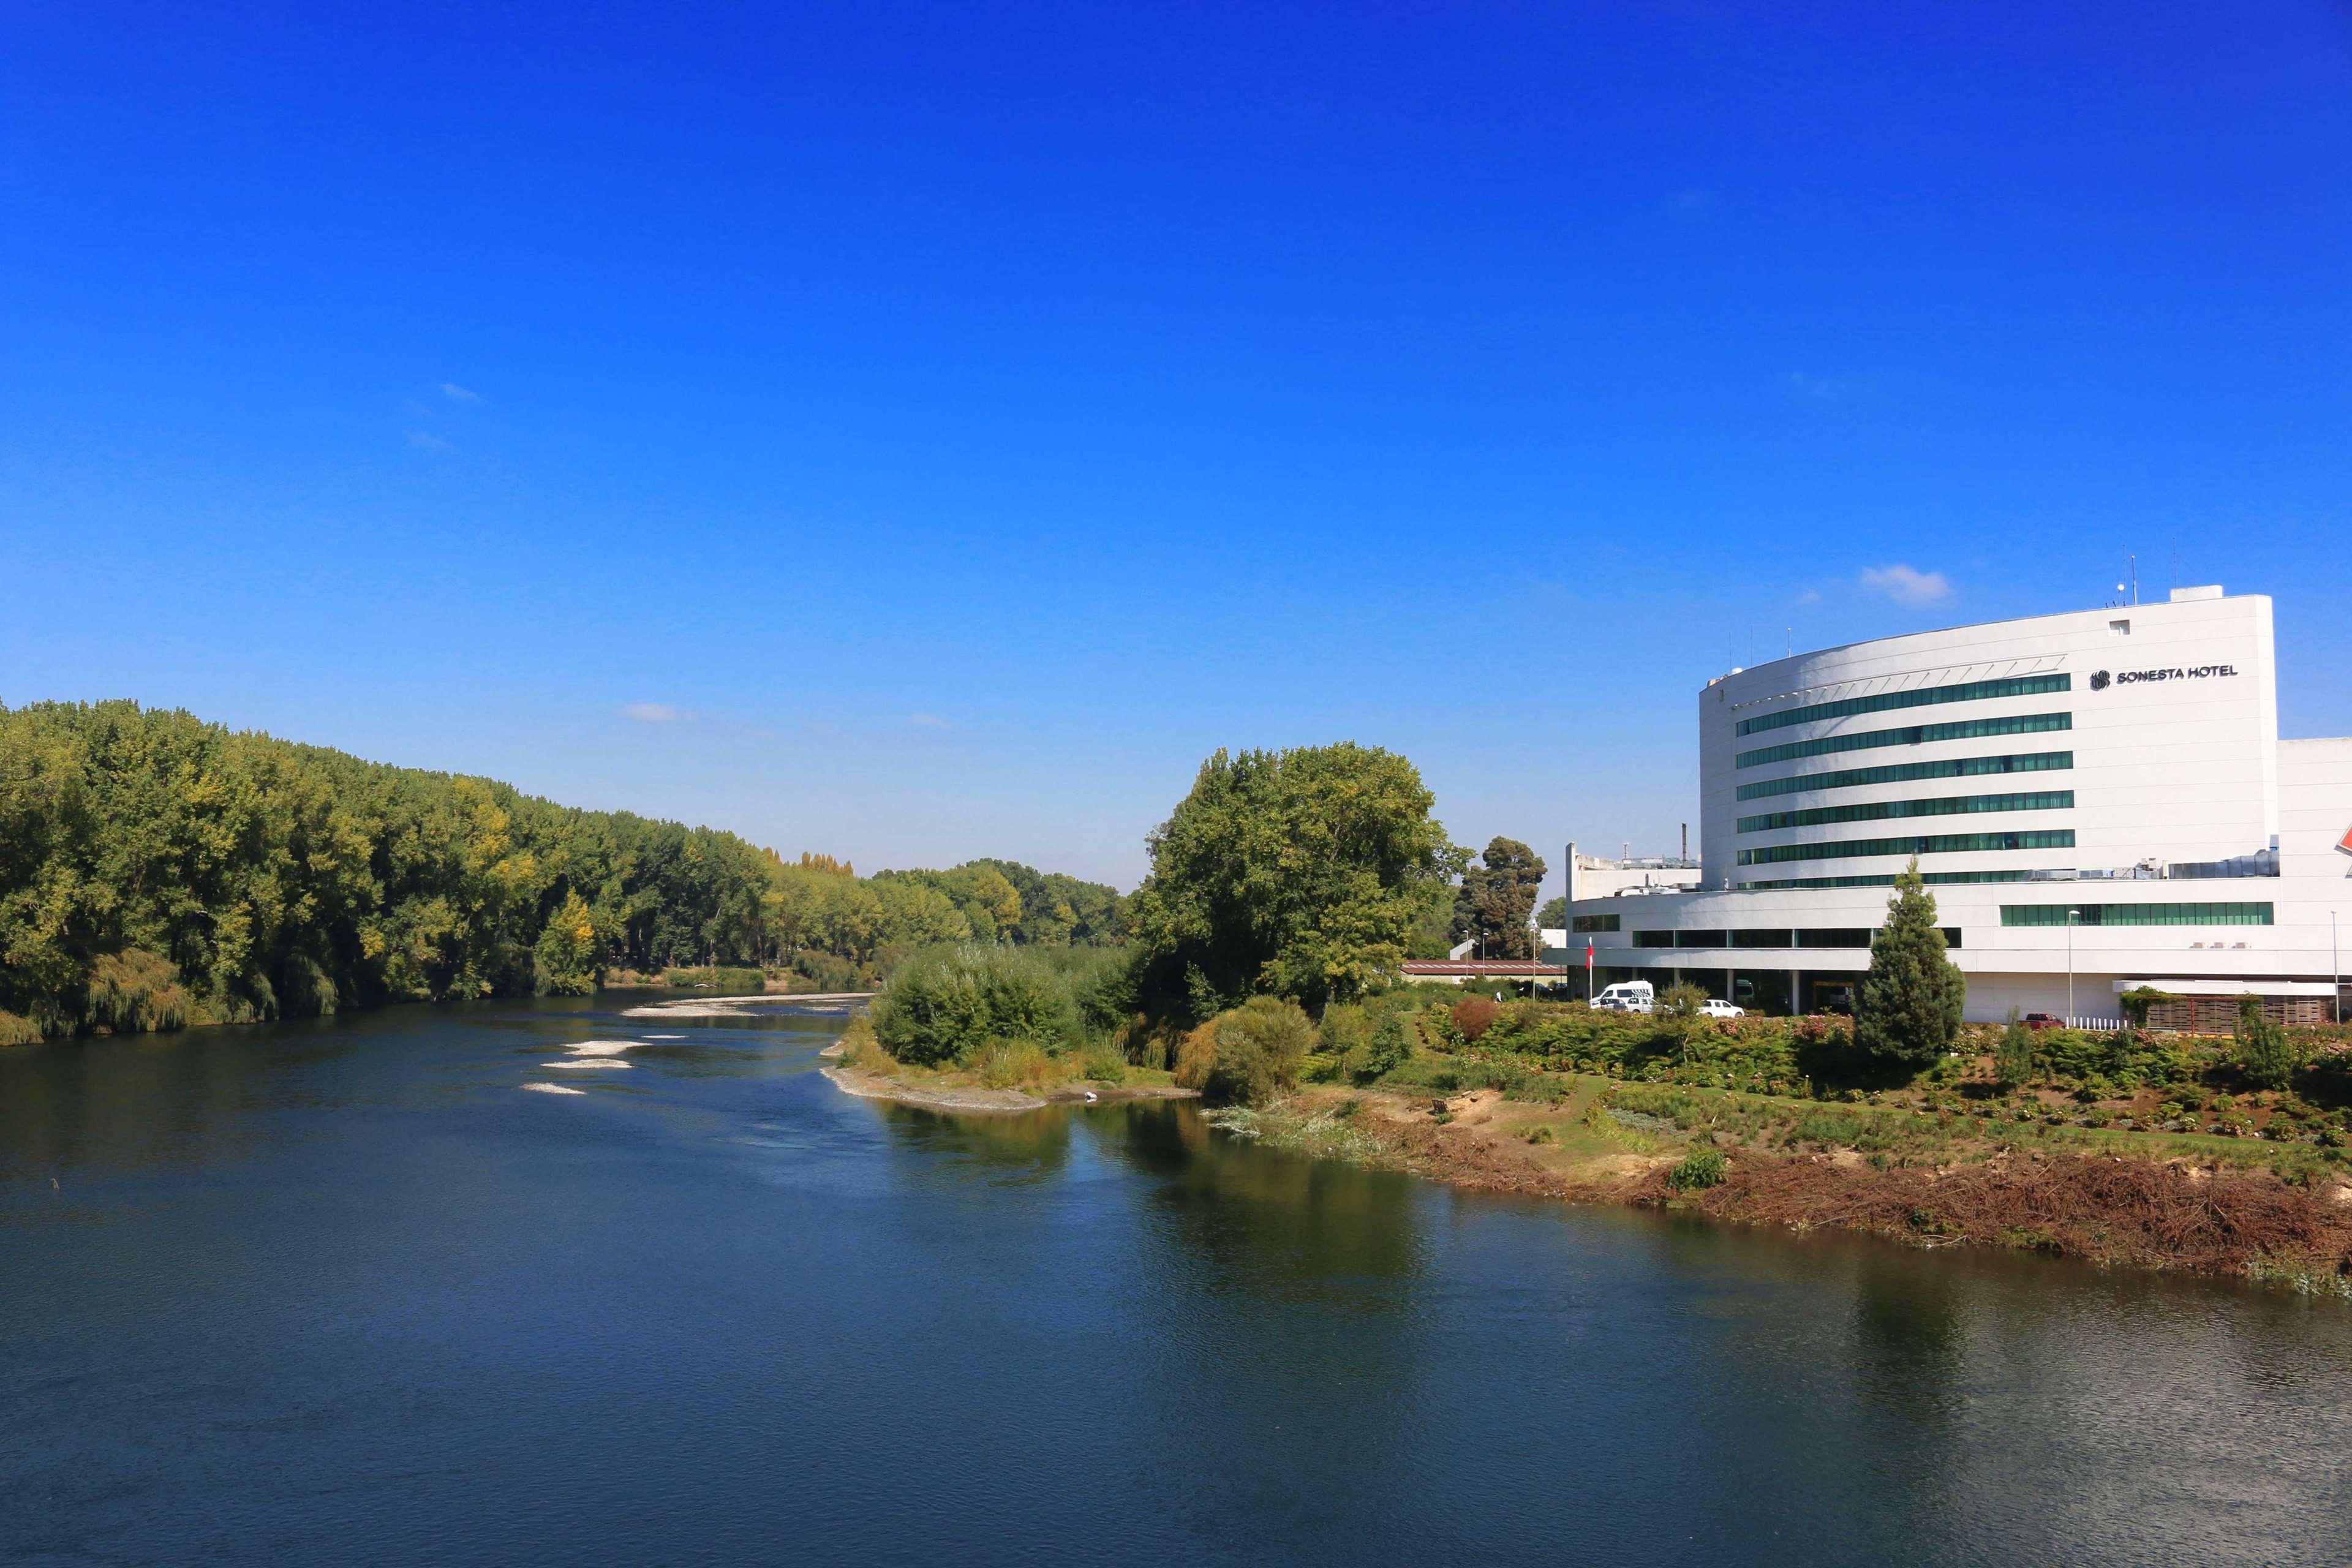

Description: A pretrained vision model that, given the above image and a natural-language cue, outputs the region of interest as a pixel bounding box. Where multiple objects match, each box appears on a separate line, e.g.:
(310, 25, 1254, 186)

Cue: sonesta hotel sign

(2087, 664, 2239, 691)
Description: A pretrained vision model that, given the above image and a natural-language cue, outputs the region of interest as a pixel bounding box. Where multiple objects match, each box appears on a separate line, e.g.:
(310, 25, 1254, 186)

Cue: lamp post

(2335, 911, 2341, 1026)
(2067, 908, 2079, 1025)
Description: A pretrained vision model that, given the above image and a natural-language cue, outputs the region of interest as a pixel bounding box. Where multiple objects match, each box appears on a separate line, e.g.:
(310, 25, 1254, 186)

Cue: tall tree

(1125, 743, 1463, 1016)
(1450, 837, 1547, 959)
(1853, 860, 1966, 1072)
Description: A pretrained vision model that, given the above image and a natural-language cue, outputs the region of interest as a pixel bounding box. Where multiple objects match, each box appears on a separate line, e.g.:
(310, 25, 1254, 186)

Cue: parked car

(1697, 998, 1746, 1019)
(1591, 981, 1654, 1016)
(2022, 1012, 2062, 1031)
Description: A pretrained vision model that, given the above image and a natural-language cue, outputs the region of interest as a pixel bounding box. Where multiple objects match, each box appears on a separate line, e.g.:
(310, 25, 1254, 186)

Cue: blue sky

(6, 2, 2351, 892)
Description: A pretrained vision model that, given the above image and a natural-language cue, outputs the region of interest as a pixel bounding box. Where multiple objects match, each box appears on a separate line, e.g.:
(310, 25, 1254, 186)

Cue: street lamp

(2067, 908, 2079, 1025)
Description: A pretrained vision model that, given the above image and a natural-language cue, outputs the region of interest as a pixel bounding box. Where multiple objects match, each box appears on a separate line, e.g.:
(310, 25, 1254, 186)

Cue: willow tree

(1853, 860, 1966, 1072)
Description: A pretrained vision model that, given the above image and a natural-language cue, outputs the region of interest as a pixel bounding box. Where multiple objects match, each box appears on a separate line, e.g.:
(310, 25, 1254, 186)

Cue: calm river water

(4, 999, 2349, 1566)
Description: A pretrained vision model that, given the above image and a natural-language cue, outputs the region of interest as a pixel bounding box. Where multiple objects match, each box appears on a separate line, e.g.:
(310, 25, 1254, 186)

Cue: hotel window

(1737, 790, 2073, 834)
(1736, 712, 2071, 769)
(1998, 902, 2275, 928)
(1732, 929, 1793, 949)
(1570, 914, 1619, 933)
(1634, 930, 1675, 948)
(1735, 751, 2073, 801)
(1736, 829, 2075, 866)
(1743, 870, 2033, 890)
(1735, 674, 2070, 737)
(1675, 930, 1731, 948)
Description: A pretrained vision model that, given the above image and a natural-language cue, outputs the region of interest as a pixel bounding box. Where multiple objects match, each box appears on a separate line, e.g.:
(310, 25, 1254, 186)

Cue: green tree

(1450, 837, 1547, 960)
(1123, 744, 1463, 1016)
(1995, 1008, 2035, 1091)
(1536, 895, 1569, 932)
(1852, 860, 1966, 1073)
(533, 889, 602, 995)
(2235, 996, 2301, 1090)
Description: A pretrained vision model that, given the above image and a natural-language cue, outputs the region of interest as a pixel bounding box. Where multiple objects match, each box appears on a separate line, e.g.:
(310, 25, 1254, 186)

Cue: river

(3, 999, 2348, 1566)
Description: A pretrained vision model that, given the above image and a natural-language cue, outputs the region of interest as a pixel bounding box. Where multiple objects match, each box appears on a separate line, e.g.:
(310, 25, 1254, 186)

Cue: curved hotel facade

(1564, 588, 2352, 1023)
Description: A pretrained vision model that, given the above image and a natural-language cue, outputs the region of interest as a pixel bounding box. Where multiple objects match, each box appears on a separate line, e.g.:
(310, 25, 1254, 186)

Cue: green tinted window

(1741, 870, 2033, 890)
(1736, 674, 2069, 736)
(1570, 913, 1619, 933)
(1736, 712, 2070, 769)
(1736, 829, 2075, 866)
(1999, 902, 2274, 928)
(1738, 790, 2072, 834)
(1735, 751, 2072, 801)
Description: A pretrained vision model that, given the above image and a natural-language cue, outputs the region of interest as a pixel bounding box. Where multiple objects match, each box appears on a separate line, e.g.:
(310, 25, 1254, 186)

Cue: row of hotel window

(1569, 902, 2275, 946)
(1737, 711, 2070, 770)
(1631, 927, 1966, 949)
(1733, 750, 2071, 802)
(1734, 673, 2070, 737)
(1735, 829, 2075, 866)
(1736, 789, 2072, 835)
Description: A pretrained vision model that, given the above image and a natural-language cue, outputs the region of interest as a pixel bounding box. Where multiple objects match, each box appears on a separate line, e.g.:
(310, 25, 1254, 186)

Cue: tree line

(0, 701, 1122, 1041)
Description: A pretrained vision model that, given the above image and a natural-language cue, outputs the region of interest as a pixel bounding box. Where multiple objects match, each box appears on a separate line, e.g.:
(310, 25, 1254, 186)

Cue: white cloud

(907, 713, 950, 729)
(1794, 588, 1823, 607)
(406, 431, 453, 451)
(1860, 564, 1952, 606)
(1784, 371, 1878, 403)
(622, 702, 695, 723)
(440, 382, 481, 402)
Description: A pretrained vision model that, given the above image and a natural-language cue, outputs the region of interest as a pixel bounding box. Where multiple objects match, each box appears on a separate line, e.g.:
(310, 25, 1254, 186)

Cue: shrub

(976, 1038, 1054, 1089)
(790, 950, 859, 993)
(1452, 996, 1499, 1042)
(1667, 1147, 1728, 1191)
(1350, 1008, 1414, 1082)
(1201, 997, 1316, 1106)
(1995, 1009, 2035, 1092)
(0, 1009, 42, 1046)
(2236, 997, 2302, 1090)
(869, 944, 1076, 1066)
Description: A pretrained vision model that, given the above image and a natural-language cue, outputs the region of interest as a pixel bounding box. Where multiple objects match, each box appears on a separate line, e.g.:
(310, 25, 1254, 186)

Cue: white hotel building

(1562, 588, 2352, 1025)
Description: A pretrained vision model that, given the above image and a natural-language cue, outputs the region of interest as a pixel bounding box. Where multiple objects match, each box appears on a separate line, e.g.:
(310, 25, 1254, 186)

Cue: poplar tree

(1853, 860, 1966, 1072)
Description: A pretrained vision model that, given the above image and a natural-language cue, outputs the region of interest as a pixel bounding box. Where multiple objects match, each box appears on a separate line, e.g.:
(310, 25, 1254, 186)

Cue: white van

(1592, 981, 1654, 1015)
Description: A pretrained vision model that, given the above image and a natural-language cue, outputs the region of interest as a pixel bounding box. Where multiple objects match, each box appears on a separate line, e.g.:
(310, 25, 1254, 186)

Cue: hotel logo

(2087, 669, 2111, 691)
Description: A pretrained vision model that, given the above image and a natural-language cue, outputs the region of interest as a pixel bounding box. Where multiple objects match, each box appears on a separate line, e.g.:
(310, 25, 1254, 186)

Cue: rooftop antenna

(1785, 627, 1792, 657)
(2130, 552, 2138, 606)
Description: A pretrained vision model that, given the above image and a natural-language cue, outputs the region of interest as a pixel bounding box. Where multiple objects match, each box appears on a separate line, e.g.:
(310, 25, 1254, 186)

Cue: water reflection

(6, 1003, 2352, 1567)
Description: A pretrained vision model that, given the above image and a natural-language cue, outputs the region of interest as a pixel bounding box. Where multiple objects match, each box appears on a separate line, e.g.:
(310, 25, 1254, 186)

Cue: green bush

(1995, 1009, 2035, 1091)
(1667, 1146, 1728, 1191)
(1350, 1008, 1414, 1082)
(790, 950, 859, 993)
(1202, 997, 1315, 1105)
(0, 1009, 43, 1046)
(869, 944, 1077, 1066)
(2236, 997, 2302, 1090)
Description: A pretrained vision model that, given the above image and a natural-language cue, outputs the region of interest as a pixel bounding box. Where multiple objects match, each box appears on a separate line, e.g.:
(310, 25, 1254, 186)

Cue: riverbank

(822, 1063, 1197, 1114)
(619, 991, 871, 1019)
(1208, 1077, 2352, 1296)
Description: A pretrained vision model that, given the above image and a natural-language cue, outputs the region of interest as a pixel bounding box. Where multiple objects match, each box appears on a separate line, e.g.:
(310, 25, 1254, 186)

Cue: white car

(1697, 998, 1746, 1019)
(1596, 995, 1654, 1015)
